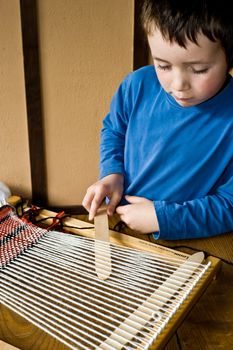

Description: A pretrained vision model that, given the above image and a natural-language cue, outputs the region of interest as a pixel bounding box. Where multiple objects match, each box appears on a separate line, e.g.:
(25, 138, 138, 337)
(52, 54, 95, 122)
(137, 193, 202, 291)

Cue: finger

(115, 205, 126, 215)
(125, 195, 145, 204)
(82, 192, 95, 212)
(107, 193, 121, 216)
(89, 194, 106, 221)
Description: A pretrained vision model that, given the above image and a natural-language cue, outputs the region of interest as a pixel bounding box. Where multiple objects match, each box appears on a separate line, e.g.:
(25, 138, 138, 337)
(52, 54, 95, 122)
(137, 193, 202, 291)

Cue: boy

(82, 0, 233, 242)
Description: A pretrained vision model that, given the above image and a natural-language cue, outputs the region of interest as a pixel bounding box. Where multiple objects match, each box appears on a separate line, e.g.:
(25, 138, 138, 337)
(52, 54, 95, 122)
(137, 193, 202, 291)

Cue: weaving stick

(96, 251, 204, 349)
(94, 203, 111, 280)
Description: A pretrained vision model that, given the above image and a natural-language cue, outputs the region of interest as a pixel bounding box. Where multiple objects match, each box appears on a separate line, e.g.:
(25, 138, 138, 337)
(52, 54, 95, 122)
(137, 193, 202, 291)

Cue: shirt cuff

(152, 200, 169, 239)
(100, 166, 125, 179)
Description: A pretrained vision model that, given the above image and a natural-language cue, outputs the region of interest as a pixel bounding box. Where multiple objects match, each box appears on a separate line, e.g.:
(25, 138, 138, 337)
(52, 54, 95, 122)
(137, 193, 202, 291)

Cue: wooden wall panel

(0, 0, 31, 198)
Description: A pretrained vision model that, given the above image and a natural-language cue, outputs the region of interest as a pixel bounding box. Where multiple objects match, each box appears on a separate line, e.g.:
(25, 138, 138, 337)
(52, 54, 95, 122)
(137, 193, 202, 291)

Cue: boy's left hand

(116, 195, 159, 234)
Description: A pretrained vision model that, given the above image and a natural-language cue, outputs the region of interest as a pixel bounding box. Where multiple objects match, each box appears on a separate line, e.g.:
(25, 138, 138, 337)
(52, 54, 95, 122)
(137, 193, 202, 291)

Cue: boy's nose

(171, 73, 190, 92)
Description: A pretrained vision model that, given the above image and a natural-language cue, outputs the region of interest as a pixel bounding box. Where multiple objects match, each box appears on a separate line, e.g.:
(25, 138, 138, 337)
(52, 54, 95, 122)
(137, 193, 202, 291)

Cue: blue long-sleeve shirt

(100, 65, 233, 240)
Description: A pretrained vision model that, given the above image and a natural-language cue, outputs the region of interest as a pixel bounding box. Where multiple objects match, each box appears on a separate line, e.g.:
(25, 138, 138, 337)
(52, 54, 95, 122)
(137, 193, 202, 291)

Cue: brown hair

(141, 0, 233, 70)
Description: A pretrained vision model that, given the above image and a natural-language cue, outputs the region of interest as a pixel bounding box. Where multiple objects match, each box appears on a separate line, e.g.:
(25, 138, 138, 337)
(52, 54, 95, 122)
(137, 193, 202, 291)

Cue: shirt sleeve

(153, 174, 233, 239)
(99, 77, 130, 179)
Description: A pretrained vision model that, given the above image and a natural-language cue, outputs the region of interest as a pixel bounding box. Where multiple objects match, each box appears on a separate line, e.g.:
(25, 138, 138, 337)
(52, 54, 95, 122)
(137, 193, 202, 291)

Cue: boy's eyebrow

(153, 57, 170, 63)
(153, 57, 207, 65)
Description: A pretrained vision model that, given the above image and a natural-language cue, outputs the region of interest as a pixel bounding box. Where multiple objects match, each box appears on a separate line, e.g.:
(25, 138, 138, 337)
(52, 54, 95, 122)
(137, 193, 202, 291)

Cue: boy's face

(148, 29, 228, 107)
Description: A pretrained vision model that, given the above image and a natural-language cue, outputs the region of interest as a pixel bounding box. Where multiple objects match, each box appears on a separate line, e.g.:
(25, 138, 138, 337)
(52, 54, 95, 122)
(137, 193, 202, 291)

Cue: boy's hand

(116, 195, 159, 234)
(82, 173, 124, 221)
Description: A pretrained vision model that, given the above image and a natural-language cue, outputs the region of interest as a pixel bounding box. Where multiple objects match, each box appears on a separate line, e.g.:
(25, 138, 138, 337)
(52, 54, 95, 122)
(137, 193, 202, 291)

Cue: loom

(0, 205, 221, 350)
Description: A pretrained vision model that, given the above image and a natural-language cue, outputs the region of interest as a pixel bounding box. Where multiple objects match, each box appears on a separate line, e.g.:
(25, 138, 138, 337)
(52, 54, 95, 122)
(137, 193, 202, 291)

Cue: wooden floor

(165, 261, 233, 350)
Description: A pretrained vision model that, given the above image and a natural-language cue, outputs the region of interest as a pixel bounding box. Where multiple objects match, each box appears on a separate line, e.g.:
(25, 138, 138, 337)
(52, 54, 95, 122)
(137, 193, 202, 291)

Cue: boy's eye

(157, 65, 171, 71)
(192, 68, 209, 74)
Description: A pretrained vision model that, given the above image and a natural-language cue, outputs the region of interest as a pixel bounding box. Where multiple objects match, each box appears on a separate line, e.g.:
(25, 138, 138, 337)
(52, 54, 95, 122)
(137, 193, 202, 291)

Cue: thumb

(125, 195, 146, 204)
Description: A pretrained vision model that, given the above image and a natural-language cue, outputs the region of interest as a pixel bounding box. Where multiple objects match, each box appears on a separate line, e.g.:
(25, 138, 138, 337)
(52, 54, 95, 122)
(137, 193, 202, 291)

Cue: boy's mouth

(173, 95, 192, 101)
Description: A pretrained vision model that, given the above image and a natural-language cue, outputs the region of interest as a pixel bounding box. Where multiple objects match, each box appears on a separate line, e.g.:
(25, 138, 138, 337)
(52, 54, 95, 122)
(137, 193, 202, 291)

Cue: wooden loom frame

(0, 209, 221, 350)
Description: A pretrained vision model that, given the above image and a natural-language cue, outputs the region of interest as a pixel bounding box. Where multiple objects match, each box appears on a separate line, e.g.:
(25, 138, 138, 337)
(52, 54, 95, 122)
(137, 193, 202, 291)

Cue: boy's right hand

(82, 173, 124, 221)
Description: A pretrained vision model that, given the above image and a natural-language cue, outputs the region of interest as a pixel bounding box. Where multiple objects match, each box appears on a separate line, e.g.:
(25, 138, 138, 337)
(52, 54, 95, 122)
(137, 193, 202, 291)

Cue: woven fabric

(0, 206, 47, 268)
